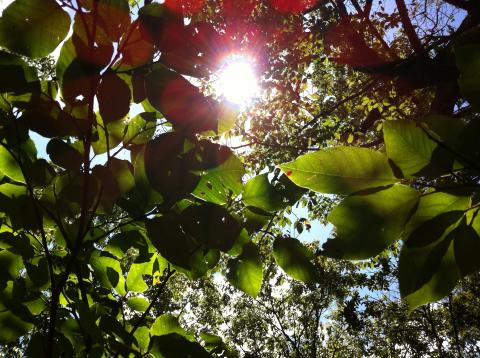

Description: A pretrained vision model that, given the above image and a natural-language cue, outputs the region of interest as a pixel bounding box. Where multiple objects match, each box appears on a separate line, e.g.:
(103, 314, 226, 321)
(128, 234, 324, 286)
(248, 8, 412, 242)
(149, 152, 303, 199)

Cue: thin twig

(130, 267, 176, 336)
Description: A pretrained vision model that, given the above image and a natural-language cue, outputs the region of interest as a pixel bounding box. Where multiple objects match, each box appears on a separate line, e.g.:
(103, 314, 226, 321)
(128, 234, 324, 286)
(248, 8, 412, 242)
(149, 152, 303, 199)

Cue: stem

(350, 0, 399, 59)
(46, 1, 101, 355)
(0, 126, 56, 345)
(299, 78, 377, 131)
(395, 0, 424, 53)
(448, 294, 463, 357)
(130, 268, 176, 335)
(420, 125, 480, 171)
(422, 304, 444, 356)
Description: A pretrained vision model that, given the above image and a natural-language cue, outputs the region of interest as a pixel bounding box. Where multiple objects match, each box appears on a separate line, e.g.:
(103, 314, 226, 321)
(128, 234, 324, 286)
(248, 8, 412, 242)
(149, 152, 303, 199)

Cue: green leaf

(399, 214, 463, 309)
(179, 203, 242, 252)
(227, 242, 263, 297)
(227, 228, 250, 257)
(422, 115, 466, 147)
(25, 258, 49, 289)
(127, 261, 152, 293)
(243, 174, 305, 212)
(144, 132, 199, 200)
(200, 331, 237, 357)
(92, 115, 124, 155)
(25, 333, 46, 358)
(145, 64, 218, 133)
(243, 206, 272, 233)
(193, 151, 245, 205)
(0, 145, 24, 183)
(120, 153, 163, 218)
(99, 314, 136, 346)
(405, 190, 471, 236)
(133, 326, 150, 354)
(454, 222, 480, 276)
(46, 138, 83, 171)
(456, 44, 480, 109)
(123, 112, 157, 146)
(108, 158, 135, 195)
(149, 334, 211, 358)
(1, 232, 36, 259)
(21, 94, 84, 138)
(90, 252, 126, 296)
(243, 174, 278, 211)
(0, 184, 39, 231)
(272, 237, 316, 283)
(105, 228, 151, 263)
(26, 159, 55, 187)
(98, 72, 131, 123)
(0, 310, 32, 343)
(151, 314, 190, 338)
(75, 302, 103, 345)
(384, 120, 452, 177)
(0, 0, 70, 58)
(453, 119, 480, 169)
(92, 164, 121, 213)
(127, 297, 150, 312)
(280, 146, 398, 195)
(0, 51, 38, 93)
(323, 184, 419, 259)
(146, 212, 220, 276)
(0, 249, 24, 281)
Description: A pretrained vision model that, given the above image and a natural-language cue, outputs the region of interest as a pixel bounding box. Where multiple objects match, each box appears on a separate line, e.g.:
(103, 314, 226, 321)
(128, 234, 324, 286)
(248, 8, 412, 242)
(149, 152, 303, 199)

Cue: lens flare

(215, 55, 258, 106)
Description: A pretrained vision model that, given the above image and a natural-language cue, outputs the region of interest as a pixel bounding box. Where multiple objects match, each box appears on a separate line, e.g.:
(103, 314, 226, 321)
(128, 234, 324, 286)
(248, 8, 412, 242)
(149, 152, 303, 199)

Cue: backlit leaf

(243, 174, 305, 212)
(127, 297, 150, 312)
(146, 212, 220, 276)
(227, 242, 263, 297)
(193, 150, 244, 205)
(151, 314, 191, 338)
(399, 216, 464, 309)
(384, 120, 452, 177)
(123, 112, 156, 146)
(0, 145, 24, 183)
(405, 190, 471, 236)
(149, 334, 210, 358)
(98, 72, 131, 124)
(0, 0, 70, 58)
(0, 310, 32, 343)
(90, 252, 126, 296)
(145, 64, 218, 133)
(144, 132, 199, 200)
(456, 44, 480, 109)
(454, 222, 480, 276)
(273, 237, 316, 283)
(46, 138, 83, 171)
(323, 184, 419, 259)
(280, 146, 398, 195)
(0, 51, 38, 93)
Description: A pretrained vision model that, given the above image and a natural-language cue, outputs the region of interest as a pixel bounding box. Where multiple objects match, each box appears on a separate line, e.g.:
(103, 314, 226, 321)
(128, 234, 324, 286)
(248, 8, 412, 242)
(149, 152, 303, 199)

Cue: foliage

(0, 0, 318, 355)
(0, 0, 478, 356)
(177, 257, 480, 358)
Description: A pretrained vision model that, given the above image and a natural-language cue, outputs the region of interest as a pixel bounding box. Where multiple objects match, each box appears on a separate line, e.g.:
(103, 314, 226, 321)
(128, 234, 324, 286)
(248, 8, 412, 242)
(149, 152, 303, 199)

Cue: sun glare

(215, 55, 259, 106)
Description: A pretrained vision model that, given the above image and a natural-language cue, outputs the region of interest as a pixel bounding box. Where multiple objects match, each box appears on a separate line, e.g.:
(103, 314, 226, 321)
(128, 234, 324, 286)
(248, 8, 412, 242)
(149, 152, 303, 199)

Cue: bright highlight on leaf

(214, 55, 259, 106)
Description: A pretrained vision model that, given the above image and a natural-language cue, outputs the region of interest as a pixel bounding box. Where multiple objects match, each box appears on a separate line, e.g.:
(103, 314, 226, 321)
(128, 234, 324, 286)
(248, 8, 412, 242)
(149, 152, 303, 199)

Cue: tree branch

(130, 267, 176, 335)
(448, 294, 463, 357)
(395, 0, 424, 53)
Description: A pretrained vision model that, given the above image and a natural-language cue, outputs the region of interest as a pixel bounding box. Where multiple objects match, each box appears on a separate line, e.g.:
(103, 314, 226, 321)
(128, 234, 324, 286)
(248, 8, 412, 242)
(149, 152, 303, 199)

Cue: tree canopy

(0, 0, 479, 356)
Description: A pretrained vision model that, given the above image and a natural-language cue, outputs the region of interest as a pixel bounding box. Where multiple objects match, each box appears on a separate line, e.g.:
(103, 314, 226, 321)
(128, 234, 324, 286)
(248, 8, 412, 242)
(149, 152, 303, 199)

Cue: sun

(214, 55, 259, 106)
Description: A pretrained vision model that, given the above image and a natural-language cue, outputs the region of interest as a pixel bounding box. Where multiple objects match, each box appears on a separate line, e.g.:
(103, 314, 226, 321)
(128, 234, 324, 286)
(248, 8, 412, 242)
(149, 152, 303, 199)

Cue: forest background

(0, 0, 479, 356)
